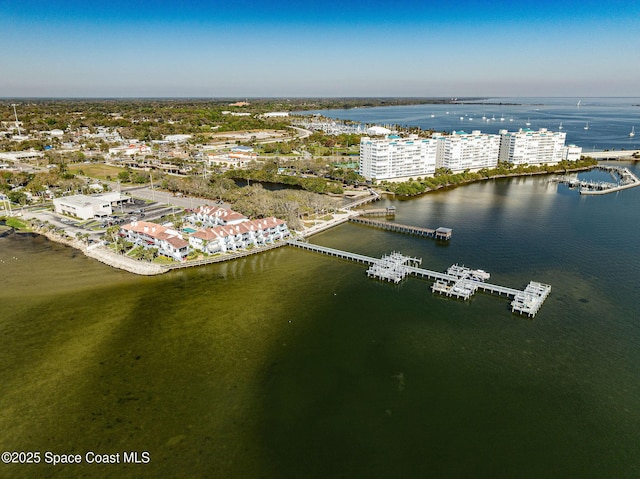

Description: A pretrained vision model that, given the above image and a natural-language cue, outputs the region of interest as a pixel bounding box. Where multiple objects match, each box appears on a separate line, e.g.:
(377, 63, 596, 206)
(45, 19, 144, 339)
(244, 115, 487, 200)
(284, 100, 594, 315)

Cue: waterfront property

(359, 128, 583, 181)
(189, 205, 248, 226)
(188, 217, 290, 254)
(53, 192, 131, 220)
(359, 134, 437, 181)
(434, 130, 501, 173)
(120, 220, 189, 261)
(499, 128, 576, 166)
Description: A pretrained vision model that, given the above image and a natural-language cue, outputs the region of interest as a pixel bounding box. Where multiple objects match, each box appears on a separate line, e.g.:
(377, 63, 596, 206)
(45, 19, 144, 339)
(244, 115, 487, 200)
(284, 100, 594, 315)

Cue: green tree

(118, 170, 131, 182)
(8, 190, 28, 205)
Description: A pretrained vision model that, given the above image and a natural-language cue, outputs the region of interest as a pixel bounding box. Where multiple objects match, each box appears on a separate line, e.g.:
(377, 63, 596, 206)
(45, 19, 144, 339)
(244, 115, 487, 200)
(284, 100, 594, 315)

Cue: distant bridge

(584, 150, 640, 160)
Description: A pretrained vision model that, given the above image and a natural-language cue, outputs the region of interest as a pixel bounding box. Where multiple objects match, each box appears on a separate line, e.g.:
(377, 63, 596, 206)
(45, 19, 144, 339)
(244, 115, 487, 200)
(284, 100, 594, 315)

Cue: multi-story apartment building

(499, 128, 567, 166)
(188, 217, 290, 254)
(359, 128, 583, 181)
(434, 130, 500, 173)
(359, 134, 437, 181)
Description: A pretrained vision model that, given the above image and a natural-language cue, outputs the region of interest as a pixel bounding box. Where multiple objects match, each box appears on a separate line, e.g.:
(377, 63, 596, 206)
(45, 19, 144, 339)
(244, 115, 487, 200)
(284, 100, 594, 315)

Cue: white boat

(558, 122, 563, 130)
(525, 118, 531, 126)
(577, 99, 581, 107)
(630, 126, 635, 137)
(500, 116, 505, 121)
(584, 122, 589, 130)
(470, 269, 491, 281)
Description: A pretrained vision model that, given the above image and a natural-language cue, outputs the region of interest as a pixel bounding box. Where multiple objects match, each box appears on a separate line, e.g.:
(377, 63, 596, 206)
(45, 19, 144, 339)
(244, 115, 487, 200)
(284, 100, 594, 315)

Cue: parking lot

(22, 196, 189, 242)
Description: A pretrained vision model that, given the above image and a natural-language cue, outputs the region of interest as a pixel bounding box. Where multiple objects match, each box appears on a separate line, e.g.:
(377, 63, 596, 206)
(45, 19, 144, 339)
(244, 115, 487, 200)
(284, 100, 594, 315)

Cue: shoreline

(37, 228, 166, 275)
(3, 165, 600, 275)
(382, 165, 596, 199)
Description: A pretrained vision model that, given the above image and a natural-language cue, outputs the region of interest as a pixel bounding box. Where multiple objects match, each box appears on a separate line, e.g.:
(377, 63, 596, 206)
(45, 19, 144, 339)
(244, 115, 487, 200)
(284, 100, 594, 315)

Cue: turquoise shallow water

(1, 164, 640, 477)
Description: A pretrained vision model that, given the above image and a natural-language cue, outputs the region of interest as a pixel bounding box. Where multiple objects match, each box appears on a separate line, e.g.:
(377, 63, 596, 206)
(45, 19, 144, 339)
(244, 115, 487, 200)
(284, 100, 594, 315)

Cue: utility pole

(11, 104, 22, 136)
(118, 180, 124, 213)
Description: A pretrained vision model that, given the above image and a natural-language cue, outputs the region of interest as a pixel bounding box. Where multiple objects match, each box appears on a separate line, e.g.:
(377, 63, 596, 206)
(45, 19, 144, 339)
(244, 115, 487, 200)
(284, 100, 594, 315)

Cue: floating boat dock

(366, 251, 421, 283)
(551, 165, 640, 195)
(510, 281, 552, 318)
(288, 239, 550, 318)
(349, 217, 452, 240)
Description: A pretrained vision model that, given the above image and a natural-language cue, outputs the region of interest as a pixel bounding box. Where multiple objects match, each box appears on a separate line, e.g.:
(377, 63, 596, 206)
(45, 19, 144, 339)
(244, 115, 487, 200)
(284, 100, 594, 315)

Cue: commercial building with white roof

(53, 192, 130, 220)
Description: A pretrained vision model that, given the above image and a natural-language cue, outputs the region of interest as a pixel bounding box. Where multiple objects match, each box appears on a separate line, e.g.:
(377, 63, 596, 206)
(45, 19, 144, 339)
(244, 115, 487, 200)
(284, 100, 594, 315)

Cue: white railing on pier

(288, 239, 538, 301)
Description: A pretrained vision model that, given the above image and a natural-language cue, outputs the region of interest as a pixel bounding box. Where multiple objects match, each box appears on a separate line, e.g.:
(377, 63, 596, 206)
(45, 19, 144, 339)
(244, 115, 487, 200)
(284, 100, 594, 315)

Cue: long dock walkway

(287, 239, 549, 317)
(349, 217, 452, 240)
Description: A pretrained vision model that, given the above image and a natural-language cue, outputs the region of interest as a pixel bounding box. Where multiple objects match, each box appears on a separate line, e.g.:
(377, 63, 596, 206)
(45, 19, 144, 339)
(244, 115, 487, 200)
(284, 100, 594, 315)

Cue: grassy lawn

(153, 256, 175, 264)
(2, 217, 29, 230)
(68, 163, 125, 180)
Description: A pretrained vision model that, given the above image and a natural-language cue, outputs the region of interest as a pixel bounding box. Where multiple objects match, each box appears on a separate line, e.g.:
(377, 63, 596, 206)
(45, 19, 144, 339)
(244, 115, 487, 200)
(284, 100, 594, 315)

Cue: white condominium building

(499, 128, 567, 166)
(359, 128, 582, 182)
(359, 134, 437, 181)
(563, 144, 583, 161)
(435, 130, 500, 172)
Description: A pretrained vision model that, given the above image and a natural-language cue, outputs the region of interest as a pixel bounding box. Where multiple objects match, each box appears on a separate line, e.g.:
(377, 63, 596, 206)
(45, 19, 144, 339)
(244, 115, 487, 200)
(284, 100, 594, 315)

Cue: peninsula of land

(0, 98, 620, 276)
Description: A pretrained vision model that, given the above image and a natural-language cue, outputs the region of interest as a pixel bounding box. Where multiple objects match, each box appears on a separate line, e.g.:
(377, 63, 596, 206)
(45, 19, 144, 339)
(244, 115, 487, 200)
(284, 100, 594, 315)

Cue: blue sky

(1, 0, 639, 97)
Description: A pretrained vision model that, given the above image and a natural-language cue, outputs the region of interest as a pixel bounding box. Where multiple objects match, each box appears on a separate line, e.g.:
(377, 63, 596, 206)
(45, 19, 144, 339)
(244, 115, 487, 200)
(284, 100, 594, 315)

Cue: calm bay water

(2, 177, 640, 474)
(305, 97, 640, 151)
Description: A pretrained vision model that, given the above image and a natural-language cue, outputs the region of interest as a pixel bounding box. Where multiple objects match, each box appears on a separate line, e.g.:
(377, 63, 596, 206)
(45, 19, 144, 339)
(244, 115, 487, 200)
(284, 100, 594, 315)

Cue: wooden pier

(349, 217, 452, 240)
(287, 240, 550, 317)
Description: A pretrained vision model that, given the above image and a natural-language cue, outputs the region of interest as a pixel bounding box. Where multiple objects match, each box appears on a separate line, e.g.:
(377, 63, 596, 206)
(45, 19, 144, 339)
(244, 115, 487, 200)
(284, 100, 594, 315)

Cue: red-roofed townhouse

(120, 220, 189, 261)
(191, 205, 248, 227)
(188, 217, 290, 254)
